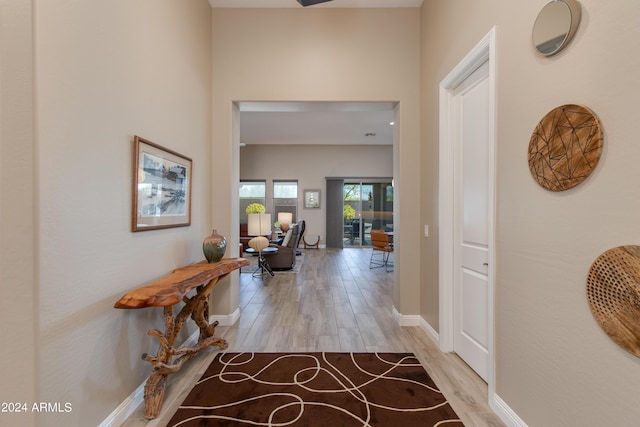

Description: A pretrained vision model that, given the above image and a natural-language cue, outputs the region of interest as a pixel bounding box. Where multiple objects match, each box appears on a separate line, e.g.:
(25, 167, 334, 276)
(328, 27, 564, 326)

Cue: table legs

(141, 277, 228, 419)
(251, 253, 274, 277)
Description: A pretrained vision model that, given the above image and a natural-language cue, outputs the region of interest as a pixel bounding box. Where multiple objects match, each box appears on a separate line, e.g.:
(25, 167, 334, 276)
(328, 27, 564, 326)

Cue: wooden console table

(114, 258, 249, 419)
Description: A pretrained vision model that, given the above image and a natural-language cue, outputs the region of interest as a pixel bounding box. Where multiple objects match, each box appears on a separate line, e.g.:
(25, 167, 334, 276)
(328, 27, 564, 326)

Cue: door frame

(438, 27, 497, 394)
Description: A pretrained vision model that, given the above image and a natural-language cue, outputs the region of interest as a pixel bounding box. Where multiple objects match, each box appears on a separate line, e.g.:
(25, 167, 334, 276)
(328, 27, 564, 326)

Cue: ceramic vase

(203, 229, 227, 263)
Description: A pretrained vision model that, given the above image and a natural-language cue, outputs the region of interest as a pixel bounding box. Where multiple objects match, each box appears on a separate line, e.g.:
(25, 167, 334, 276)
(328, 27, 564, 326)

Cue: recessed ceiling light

(389, 121, 395, 126)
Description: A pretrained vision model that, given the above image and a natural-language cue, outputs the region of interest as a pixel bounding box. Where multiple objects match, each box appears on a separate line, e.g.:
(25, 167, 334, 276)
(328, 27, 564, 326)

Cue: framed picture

(304, 189, 321, 209)
(132, 135, 192, 232)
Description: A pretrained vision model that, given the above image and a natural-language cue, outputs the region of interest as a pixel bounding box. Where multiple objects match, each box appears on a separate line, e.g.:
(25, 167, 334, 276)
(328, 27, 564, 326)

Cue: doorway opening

(237, 101, 398, 251)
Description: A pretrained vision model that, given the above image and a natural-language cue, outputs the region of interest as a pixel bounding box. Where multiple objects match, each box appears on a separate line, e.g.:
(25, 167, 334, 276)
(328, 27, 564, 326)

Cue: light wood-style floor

(122, 248, 505, 427)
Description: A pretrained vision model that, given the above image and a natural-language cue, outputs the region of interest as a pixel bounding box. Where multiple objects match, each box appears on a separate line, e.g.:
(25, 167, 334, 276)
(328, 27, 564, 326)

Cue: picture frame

(304, 189, 321, 209)
(132, 135, 192, 232)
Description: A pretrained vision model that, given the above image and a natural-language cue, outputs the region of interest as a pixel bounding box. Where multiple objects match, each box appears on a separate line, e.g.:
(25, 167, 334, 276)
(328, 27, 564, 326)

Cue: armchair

(268, 223, 302, 270)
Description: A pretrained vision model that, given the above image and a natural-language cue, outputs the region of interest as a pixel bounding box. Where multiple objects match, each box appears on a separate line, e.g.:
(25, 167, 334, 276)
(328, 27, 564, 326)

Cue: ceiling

(210, 0, 423, 8)
(239, 102, 397, 146)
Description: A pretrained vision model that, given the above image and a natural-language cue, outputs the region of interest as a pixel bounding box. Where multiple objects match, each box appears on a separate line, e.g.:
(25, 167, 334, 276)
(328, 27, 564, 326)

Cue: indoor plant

(245, 202, 266, 215)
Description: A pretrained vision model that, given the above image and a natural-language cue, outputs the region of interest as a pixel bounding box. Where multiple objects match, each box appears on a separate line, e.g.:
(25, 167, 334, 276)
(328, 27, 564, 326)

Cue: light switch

(424, 225, 429, 237)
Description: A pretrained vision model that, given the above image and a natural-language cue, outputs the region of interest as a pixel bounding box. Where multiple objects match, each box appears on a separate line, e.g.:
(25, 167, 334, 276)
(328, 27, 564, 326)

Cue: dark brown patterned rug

(167, 352, 464, 426)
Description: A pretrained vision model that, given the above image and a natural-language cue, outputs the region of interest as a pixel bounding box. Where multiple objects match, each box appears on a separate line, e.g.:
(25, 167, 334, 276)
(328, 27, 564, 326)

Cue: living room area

(238, 101, 396, 263)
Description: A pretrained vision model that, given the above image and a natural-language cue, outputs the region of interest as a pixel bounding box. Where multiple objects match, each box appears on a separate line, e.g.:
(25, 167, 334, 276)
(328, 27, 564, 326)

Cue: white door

(452, 61, 490, 382)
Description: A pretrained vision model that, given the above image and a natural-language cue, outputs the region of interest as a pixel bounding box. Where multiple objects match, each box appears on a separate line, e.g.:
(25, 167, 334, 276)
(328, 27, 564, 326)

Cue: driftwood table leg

(141, 278, 230, 419)
(142, 305, 174, 419)
(143, 370, 167, 419)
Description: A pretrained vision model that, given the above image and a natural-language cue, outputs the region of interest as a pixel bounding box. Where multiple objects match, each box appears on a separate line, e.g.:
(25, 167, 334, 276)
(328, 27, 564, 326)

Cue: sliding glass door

(343, 180, 393, 247)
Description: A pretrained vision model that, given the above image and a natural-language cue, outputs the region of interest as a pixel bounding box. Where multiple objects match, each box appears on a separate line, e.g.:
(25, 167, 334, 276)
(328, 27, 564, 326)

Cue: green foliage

(343, 204, 356, 220)
(245, 203, 266, 214)
(343, 184, 360, 201)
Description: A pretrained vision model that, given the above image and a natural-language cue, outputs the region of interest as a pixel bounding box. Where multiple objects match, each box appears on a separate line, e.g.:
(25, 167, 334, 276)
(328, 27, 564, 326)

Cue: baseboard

(210, 306, 241, 326)
(418, 317, 440, 346)
(391, 306, 421, 327)
(391, 307, 440, 346)
(97, 381, 145, 427)
(491, 394, 529, 427)
(99, 309, 240, 426)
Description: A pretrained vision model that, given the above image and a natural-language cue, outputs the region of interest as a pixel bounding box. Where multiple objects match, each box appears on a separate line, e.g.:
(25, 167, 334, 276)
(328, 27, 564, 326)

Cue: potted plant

(245, 203, 266, 215)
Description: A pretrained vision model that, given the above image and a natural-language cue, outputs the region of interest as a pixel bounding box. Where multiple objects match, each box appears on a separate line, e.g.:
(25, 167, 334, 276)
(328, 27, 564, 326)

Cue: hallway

(123, 248, 504, 426)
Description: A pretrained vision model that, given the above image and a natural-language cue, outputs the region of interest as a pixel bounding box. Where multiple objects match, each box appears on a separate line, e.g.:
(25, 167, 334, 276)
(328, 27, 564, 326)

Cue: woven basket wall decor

(528, 104, 603, 191)
(586, 245, 640, 357)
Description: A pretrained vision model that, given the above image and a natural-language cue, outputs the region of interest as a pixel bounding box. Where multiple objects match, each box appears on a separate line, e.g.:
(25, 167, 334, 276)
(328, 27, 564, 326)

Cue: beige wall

(6, 1, 638, 425)
(240, 144, 393, 244)
(212, 8, 421, 315)
(32, 1, 212, 425)
(420, 1, 640, 425)
(0, 1, 37, 426)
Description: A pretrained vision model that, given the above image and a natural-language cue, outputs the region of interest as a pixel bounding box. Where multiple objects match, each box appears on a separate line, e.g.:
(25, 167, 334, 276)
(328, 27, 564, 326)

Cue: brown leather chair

(268, 223, 302, 270)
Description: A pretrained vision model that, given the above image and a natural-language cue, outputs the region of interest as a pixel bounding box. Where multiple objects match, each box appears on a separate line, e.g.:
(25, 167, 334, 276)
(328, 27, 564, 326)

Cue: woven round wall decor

(586, 245, 640, 357)
(528, 104, 603, 191)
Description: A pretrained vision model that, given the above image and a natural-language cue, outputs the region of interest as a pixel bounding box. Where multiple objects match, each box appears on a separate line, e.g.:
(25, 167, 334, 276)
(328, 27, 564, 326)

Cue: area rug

(167, 352, 464, 426)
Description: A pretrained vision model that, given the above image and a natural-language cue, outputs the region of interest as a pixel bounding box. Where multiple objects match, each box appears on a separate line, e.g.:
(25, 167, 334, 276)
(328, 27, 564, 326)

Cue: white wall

(33, 1, 212, 425)
(212, 8, 421, 317)
(420, 1, 640, 425)
(240, 144, 393, 244)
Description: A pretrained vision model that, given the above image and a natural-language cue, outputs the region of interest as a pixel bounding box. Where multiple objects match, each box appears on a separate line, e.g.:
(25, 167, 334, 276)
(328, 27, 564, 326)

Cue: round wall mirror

(532, 0, 581, 56)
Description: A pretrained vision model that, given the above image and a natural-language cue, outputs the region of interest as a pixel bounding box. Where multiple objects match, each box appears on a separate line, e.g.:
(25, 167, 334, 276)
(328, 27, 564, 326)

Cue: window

(273, 180, 298, 224)
(239, 180, 266, 224)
